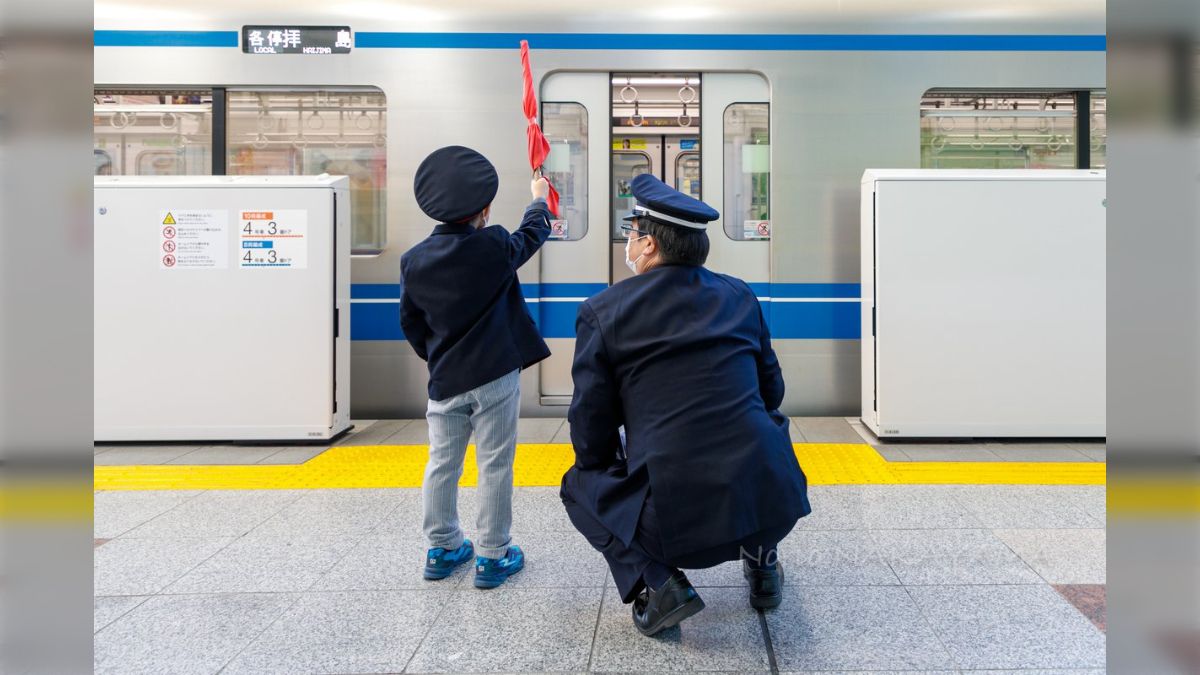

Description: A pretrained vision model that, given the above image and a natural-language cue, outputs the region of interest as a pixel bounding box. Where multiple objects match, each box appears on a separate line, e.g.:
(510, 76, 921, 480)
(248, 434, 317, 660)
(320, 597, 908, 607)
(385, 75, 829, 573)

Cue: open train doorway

(610, 73, 701, 284)
(535, 71, 767, 405)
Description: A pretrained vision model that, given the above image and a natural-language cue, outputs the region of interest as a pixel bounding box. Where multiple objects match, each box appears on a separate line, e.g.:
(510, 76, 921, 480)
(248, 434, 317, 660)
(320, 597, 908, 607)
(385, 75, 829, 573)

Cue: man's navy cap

(623, 173, 719, 230)
(413, 146, 499, 223)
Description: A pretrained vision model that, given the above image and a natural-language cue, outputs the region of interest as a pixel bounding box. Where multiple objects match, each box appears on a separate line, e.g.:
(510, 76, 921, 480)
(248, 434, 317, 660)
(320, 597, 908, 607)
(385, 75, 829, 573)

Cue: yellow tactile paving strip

(93, 443, 1105, 491)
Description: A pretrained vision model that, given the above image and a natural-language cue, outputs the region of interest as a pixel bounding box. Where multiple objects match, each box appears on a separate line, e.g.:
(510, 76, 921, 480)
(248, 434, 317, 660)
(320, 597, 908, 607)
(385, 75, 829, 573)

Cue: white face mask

(624, 235, 645, 274)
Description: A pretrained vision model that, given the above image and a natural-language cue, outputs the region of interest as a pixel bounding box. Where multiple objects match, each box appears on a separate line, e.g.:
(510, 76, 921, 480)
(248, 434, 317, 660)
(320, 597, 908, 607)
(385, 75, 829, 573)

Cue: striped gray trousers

(423, 369, 520, 559)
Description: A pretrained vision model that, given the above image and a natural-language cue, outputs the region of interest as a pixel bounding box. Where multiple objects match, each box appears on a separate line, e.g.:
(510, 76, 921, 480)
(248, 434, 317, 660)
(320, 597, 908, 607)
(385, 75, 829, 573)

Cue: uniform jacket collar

(432, 222, 476, 235)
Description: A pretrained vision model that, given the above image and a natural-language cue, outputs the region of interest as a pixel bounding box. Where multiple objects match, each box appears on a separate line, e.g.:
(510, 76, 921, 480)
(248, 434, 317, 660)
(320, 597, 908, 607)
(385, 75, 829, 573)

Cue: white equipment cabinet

(860, 169, 1105, 438)
(94, 175, 352, 442)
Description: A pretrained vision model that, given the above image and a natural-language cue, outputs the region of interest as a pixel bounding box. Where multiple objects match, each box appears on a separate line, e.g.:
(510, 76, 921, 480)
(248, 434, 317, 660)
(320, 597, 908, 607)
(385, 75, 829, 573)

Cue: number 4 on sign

(244, 222, 252, 234)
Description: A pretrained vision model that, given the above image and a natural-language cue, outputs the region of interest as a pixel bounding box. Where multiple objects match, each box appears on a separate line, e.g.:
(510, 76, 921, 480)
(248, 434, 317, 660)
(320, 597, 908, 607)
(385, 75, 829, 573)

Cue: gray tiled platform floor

(94, 483, 1107, 673)
(94, 418, 1106, 673)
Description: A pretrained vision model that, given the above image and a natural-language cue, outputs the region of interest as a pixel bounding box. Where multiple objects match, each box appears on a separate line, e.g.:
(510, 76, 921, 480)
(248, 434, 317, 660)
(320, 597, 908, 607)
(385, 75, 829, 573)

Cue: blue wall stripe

(94, 30, 1104, 52)
(94, 30, 239, 47)
(355, 32, 1105, 52)
(350, 282, 862, 341)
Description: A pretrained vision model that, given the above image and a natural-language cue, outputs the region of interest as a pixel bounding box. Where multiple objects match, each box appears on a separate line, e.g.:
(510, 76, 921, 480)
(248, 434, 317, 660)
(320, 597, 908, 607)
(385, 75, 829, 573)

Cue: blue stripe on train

(769, 301, 861, 339)
(94, 30, 1105, 52)
(350, 282, 862, 341)
(357, 32, 1105, 52)
(350, 301, 403, 341)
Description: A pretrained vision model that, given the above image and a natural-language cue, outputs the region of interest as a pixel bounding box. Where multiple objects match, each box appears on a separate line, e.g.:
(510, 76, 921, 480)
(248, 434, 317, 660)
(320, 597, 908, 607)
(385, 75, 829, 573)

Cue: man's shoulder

(580, 277, 638, 315)
(708, 269, 757, 297)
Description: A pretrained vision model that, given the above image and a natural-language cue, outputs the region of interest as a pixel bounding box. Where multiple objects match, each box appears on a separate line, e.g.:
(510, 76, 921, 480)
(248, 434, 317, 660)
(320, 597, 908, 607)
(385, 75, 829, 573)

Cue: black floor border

(756, 608, 780, 674)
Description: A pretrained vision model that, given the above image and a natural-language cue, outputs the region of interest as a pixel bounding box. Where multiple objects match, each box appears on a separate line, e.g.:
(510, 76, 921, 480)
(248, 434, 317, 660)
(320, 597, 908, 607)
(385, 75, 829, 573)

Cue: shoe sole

(474, 560, 525, 589)
(636, 595, 706, 637)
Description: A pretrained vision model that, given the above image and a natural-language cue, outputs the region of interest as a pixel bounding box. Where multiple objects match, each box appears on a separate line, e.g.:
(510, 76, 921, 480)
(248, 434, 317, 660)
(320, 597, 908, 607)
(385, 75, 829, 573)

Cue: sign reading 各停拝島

(242, 26, 352, 54)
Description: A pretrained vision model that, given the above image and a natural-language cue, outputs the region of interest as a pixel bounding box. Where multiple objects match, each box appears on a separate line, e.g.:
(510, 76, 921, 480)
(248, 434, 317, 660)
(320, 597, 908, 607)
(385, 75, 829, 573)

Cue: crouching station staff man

(559, 174, 811, 636)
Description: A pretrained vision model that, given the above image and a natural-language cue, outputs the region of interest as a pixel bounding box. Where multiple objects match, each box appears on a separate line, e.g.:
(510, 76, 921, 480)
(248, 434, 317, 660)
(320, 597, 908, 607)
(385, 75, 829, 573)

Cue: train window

(93, 89, 213, 176)
(541, 102, 588, 240)
(612, 151, 653, 239)
(723, 103, 771, 241)
(1089, 92, 1107, 168)
(675, 152, 701, 199)
(920, 90, 1104, 169)
(226, 88, 387, 254)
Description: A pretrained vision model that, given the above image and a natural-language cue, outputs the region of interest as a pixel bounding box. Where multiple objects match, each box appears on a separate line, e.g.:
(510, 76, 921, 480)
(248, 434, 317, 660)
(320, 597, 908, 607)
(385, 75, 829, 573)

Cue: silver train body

(94, 1, 1106, 418)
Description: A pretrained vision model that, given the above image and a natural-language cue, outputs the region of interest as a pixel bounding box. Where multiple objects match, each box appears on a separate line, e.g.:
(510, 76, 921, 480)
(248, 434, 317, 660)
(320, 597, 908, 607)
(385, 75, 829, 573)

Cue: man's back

(569, 264, 809, 558)
(585, 264, 782, 444)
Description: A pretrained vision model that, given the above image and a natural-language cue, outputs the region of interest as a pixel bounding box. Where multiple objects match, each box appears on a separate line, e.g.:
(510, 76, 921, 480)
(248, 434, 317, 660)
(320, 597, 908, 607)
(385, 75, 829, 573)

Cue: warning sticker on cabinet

(239, 210, 308, 269)
(159, 210, 228, 269)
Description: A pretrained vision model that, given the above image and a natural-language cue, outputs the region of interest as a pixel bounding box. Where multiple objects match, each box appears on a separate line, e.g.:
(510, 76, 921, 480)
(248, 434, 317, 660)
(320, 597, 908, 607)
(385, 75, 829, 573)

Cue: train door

(536, 72, 768, 406)
(700, 73, 770, 286)
(538, 72, 609, 405)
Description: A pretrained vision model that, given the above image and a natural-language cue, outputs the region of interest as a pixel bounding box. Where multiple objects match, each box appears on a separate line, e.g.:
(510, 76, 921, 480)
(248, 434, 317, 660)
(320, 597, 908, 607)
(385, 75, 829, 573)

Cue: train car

(93, 0, 1106, 419)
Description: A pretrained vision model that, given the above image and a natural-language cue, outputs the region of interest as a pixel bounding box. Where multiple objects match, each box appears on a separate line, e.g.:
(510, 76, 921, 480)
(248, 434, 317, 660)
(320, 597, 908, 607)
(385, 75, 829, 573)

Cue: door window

(612, 151, 652, 239)
(541, 102, 589, 240)
(675, 151, 701, 199)
(723, 103, 770, 240)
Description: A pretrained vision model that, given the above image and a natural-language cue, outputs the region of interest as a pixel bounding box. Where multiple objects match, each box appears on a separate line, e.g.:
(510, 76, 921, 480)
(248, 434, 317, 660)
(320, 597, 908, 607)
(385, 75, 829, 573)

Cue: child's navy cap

(414, 146, 499, 223)
(623, 173, 719, 230)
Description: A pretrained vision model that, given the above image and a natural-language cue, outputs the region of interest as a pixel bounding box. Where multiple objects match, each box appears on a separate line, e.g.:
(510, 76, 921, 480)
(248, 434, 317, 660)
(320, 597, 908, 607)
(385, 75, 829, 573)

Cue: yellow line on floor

(93, 443, 1105, 491)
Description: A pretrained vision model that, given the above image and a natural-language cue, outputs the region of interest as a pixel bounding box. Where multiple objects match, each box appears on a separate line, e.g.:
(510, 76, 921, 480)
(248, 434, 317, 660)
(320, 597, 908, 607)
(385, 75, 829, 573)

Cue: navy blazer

(564, 264, 810, 560)
(400, 200, 552, 400)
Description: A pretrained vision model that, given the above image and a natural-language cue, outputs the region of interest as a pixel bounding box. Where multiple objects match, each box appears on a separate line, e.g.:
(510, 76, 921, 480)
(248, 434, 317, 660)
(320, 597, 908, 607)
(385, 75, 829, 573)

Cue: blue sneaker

(424, 539, 474, 580)
(474, 545, 525, 589)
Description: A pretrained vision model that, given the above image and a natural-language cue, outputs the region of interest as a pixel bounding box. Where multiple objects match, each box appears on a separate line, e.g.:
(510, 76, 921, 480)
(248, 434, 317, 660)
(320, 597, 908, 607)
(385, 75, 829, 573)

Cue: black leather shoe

(743, 560, 784, 609)
(631, 571, 705, 636)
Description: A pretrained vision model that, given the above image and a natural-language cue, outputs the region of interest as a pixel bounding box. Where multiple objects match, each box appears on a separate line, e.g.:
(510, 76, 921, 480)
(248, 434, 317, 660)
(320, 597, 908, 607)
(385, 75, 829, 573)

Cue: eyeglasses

(620, 224, 648, 239)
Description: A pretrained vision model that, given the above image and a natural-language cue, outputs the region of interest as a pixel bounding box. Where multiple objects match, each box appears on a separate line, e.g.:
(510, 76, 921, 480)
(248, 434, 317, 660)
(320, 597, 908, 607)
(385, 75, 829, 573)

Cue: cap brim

(622, 213, 638, 222)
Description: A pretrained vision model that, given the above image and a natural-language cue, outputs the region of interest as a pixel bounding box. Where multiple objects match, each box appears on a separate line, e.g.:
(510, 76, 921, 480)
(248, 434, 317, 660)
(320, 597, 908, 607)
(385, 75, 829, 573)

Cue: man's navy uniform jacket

(564, 263, 811, 562)
(400, 199, 552, 400)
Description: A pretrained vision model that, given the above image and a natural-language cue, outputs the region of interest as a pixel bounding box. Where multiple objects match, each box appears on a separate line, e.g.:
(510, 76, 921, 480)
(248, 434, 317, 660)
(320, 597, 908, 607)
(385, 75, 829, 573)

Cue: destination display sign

(242, 26, 352, 54)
